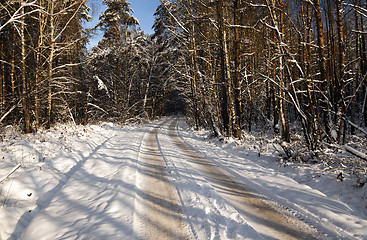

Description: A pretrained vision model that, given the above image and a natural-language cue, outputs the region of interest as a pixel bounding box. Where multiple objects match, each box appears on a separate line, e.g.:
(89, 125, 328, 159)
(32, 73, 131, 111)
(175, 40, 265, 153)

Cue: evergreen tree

(97, 0, 138, 42)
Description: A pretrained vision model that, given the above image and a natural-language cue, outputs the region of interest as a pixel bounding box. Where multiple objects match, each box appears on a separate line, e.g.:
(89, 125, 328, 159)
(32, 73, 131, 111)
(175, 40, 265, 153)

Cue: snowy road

(19, 118, 319, 239)
(133, 122, 188, 239)
(1, 118, 366, 239)
(165, 120, 322, 239)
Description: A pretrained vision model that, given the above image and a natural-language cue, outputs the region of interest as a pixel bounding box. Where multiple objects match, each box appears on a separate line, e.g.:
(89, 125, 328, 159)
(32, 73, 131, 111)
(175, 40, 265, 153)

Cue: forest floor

(0, 117, 366, 239)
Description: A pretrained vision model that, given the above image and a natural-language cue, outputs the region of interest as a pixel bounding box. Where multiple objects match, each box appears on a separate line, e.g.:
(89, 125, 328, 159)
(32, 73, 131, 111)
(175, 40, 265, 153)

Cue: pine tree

(97, 0, 138, 42)
(96, 0, 138, 120)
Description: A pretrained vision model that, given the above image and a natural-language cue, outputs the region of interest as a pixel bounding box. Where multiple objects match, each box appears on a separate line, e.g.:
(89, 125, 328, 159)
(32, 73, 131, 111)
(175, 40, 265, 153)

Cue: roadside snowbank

(0, 123, 118, 239)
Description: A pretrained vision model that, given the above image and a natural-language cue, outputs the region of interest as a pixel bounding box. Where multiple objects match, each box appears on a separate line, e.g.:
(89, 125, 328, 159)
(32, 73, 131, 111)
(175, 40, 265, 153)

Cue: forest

(1, 0, 367, 158)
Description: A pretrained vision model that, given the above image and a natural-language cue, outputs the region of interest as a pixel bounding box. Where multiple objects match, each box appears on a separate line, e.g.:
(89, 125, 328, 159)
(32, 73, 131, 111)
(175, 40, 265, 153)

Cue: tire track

(133, 121, 189, 240)
(167, 119, 325, 240)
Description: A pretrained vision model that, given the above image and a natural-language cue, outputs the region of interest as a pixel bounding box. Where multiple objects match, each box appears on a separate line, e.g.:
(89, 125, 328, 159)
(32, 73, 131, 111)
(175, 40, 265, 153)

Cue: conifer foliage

(85, 0, 172, 122)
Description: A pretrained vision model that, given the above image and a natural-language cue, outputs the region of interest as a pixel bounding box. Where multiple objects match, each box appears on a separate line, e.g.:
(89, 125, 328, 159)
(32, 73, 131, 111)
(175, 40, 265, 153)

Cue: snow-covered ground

(0, 123, 148, 239)
(0, 118, 366, 239)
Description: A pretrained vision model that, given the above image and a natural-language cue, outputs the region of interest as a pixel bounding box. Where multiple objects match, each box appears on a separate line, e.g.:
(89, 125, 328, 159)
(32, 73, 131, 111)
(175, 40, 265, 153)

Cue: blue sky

(86, 0, 161, 48)
(130, 0, 161, 34)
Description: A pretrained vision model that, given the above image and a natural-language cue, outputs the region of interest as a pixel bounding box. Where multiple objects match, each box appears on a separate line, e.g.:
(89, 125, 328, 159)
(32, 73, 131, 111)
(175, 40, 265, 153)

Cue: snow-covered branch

(0, 1, 40, 32)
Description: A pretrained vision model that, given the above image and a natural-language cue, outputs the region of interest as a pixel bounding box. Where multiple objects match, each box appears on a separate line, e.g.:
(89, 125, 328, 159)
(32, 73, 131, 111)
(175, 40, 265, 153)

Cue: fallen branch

(347, 120, 367, 137)
(344, 145, 367, 161)
(0, 164, 21, 183)
(322, 142, 367, 161)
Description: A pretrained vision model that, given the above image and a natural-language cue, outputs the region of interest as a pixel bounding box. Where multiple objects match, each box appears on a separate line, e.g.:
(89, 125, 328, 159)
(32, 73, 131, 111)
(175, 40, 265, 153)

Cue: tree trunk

(305, 0, 320, 148)
(35, 0, 44, 130)
(217, 0, 232, 137)
(143, 62, 153, 118)
(114, 23, 122, 120)
(0, 41, 4, 115)
(20, 1, 31, 133)
(207, 40, 221, 132)
(336, 0, 346, 143)
(352, 7, 360, 135)
(313, 0, 331, 139)
(11, 29, 15, 94)
(326, 0, 337, 115)
(278, 0, 290, 142)
(47, 0, 55, 128)
(233, 0, 242, 139)
(189, 3, 200, 130)
(362, 2, 367, 127)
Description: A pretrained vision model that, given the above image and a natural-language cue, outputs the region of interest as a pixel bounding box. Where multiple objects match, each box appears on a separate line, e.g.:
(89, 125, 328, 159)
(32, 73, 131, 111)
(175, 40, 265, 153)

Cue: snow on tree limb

(0, 1, 40, 32)
(0, 100, 21, 123)
(87, 103, 109, 115)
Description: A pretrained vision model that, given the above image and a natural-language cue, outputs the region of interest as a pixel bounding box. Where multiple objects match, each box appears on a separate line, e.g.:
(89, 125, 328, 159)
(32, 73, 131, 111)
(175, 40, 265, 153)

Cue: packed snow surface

(0, 118, 366, 239)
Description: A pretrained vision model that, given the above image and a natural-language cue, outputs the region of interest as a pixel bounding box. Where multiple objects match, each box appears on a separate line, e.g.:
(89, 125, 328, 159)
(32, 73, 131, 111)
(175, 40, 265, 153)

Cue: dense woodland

(1, 0, 367, 155)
